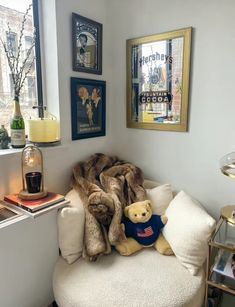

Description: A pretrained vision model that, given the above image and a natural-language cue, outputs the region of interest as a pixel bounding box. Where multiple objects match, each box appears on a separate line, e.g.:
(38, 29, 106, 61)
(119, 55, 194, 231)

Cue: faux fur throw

(72, 153, 146, 261)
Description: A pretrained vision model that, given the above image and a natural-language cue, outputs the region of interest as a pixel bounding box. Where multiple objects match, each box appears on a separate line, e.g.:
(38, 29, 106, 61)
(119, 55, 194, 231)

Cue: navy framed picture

(72, 13, 102, 75)
(71, 78, 106, 140)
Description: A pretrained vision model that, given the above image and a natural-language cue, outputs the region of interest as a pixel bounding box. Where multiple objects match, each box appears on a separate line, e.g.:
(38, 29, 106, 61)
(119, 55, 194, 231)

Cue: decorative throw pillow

(163, 191, 216, 275)
(146, 184, 173, 215)
(57, 189, 85, 264)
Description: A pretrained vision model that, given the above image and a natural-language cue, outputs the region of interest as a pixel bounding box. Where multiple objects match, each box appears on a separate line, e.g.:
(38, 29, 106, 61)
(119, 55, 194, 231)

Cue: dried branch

(17, 40, 35, 90)
(18, 56, 36, 96)
(0, 4, 35, 100)
(16, 4, 33, 73)
(0, 37, 16, 84)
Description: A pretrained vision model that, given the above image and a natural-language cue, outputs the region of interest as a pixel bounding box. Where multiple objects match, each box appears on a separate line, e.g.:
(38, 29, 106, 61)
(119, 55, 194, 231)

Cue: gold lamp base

(221, 205, 235, 225)
(18, 189, 48, 200)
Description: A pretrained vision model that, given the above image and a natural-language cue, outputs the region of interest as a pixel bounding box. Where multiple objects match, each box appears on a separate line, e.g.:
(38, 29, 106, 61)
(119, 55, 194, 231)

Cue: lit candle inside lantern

(27, 118, 59, 143)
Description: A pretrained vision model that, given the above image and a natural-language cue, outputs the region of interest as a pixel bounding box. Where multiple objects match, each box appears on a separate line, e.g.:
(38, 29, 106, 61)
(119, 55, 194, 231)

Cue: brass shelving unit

(205, 206, 235, 306)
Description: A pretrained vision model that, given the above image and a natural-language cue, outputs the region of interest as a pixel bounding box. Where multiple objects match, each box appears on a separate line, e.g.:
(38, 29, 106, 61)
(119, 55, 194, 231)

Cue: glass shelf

(208, 271, 235, 295)
(210, 218, 235, 252)
(206, 215, 235, 306)
(0, 203, 20, 224)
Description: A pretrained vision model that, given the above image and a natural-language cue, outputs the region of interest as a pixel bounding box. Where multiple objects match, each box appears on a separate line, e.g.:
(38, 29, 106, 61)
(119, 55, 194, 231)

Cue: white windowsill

(0, 143, 67, 157)
(0, 147, 22, 156)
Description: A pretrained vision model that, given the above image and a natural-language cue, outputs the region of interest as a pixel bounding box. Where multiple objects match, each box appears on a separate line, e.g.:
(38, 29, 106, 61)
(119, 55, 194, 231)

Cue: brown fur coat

(72, 153, 146, 260)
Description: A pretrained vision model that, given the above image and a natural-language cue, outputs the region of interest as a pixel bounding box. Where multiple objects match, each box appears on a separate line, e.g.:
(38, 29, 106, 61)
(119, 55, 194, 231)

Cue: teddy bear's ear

(145, 200, 152, 211)
(124, 206, 130, 217)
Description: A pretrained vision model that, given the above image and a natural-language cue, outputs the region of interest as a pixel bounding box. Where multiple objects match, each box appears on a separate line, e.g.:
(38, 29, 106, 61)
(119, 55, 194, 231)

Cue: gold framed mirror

(126, 27, 192, 132)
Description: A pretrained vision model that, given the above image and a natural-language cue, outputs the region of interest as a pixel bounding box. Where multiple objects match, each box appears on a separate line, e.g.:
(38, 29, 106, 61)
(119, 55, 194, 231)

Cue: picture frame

(127, 27, 192, 132)
(72, 13, 102, 75)
(71, 78, 106, 140)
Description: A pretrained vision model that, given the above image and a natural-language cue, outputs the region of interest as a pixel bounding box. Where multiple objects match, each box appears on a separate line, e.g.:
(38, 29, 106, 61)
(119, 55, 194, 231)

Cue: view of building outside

(0, 0, 38, 131)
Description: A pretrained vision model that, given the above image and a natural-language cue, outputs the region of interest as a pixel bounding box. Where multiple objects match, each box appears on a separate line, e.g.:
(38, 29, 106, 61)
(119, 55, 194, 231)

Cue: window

(6, 32, 17, 56)
(27, 76, 36, 101)
(24, 35, 34, 60)
(0, 0, 43, 131)
(9, 74, 14, 96)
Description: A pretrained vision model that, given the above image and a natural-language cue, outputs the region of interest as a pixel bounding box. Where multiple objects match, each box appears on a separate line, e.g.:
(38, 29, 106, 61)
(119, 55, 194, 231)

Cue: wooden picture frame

(72, 13, 102, 75)
(127, 27, 192, 132)
(71, 78, 106, 140)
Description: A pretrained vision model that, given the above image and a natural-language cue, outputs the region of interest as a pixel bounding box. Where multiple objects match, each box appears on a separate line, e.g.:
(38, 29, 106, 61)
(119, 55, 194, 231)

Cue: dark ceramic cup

(25, 172, 42, 193)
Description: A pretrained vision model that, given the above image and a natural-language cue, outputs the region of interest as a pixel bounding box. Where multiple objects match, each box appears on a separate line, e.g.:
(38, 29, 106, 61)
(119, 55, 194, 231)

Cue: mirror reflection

(131, 37, 183, 124)
(127, 28, 192, 131)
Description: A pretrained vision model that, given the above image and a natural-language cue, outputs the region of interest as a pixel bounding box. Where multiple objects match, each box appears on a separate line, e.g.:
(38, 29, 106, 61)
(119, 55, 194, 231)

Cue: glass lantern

(18, 145, 47, 200)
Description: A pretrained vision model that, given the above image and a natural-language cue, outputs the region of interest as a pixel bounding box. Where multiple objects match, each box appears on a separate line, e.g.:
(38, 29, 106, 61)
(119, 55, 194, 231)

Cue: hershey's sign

(140, 91, 172, 104)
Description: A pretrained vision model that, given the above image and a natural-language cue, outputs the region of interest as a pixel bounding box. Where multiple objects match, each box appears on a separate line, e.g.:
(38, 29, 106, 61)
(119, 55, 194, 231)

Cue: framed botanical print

(72, 13, 102, 74)
(127, 27, 192, 132)
(71, 78, 106, 140)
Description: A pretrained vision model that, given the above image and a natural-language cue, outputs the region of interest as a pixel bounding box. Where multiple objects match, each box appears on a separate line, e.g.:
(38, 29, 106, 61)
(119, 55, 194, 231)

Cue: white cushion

(53, 250, 205, 307)
(57, 189, 85, 264)
(163, 191, 216, 275)
(146, 184, 173, 215)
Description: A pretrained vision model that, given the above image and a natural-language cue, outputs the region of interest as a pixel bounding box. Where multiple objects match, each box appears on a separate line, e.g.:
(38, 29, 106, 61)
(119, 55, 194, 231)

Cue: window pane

(6, 32, 17, 55)
(0, 0, 38, 131)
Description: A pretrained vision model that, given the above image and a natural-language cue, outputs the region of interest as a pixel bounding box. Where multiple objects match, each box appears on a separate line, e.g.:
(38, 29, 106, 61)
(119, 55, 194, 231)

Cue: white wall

(55, 0, 113, 145)
(108, 0, 235, 219)
(0, 212, 59, 307)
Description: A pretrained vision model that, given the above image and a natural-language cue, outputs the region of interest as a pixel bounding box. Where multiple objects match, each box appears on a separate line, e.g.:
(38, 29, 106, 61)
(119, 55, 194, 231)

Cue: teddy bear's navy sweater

(123, 215, 165, 246)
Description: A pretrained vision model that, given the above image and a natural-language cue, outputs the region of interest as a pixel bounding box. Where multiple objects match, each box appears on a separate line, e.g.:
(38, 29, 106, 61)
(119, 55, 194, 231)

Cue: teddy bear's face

(124, 200, 152, 224)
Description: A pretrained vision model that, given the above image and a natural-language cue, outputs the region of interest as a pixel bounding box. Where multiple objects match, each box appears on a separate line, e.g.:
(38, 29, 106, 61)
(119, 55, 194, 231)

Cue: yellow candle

(27, 118, 59, 143)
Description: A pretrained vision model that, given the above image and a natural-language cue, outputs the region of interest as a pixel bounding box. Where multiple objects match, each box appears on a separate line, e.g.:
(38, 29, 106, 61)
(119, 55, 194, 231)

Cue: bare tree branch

(17, 56, 36, 96)
(16, 4, 33, 74)
(17, 39, 35, 88)
(0, 37, 16, 85)
(0, 4, 35, 100)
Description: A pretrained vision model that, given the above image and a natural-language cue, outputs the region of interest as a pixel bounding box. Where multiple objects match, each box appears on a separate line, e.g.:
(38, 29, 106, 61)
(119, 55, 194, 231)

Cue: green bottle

(10, 98, 26, 148)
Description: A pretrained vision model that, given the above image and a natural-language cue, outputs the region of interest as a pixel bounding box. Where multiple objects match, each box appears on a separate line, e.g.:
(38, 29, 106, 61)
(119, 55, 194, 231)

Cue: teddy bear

(115, 200, 173, 256)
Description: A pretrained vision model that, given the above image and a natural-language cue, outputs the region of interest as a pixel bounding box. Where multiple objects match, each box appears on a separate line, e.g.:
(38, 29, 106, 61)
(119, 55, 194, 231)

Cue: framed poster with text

(72, 13, 102, 75)
(71, 78, 106, 140)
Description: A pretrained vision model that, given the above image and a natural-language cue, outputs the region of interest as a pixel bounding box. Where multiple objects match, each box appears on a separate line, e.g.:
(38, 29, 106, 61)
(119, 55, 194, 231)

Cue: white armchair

(53, 180, 210, 307)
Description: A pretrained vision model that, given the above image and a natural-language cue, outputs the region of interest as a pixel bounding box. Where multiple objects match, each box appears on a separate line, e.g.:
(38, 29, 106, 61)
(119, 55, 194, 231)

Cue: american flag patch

(137, 226, 154, 237)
